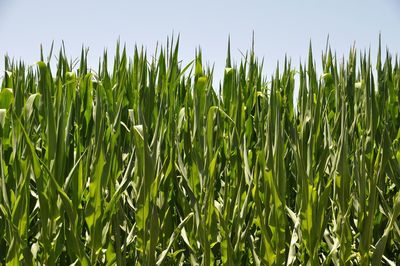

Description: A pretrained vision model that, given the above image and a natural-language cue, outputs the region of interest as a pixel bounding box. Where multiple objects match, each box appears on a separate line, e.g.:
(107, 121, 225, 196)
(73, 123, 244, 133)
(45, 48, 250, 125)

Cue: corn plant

(0, 37, 399, 265)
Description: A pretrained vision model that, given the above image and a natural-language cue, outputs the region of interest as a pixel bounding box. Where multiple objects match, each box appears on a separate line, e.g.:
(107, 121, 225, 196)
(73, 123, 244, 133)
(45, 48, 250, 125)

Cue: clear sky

(0, 0, 399, 82)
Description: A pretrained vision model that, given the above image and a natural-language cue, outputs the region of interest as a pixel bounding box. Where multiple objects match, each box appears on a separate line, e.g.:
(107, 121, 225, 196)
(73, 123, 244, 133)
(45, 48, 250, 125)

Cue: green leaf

(0, 88, 14, 109)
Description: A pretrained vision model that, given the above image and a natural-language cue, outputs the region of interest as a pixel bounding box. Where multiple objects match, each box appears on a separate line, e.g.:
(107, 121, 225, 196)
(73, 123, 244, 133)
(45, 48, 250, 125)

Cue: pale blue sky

(0, 0, 399, 81)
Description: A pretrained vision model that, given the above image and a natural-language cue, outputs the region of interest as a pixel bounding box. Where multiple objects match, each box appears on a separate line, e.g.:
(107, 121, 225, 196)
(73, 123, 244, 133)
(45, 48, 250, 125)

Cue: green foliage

(0, 38, 400, 265)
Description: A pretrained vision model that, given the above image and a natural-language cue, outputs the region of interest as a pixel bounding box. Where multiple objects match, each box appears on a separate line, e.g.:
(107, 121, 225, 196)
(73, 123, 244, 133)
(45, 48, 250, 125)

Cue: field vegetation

(0, 38, 400, 265)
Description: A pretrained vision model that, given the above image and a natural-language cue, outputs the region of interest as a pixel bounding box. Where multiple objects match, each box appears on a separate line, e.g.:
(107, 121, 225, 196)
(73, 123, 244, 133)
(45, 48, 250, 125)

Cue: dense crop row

(0, 39, 400, 265)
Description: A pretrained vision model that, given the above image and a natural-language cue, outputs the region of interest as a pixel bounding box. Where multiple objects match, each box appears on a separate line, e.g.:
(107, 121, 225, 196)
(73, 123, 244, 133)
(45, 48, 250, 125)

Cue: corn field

(0, 39, 400, 265)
